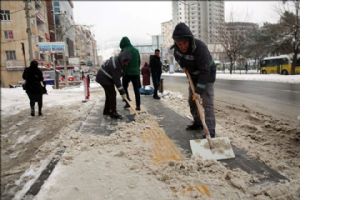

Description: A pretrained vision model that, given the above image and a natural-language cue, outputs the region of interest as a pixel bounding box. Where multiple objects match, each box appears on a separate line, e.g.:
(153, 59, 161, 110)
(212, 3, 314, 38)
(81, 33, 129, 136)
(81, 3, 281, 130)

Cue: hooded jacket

(96, 51, 132, 88)
(141, 62, 150, 86)
(22, 61, 44, 94)
(119, 37, 140, 76)
(171, 23, 216, 86)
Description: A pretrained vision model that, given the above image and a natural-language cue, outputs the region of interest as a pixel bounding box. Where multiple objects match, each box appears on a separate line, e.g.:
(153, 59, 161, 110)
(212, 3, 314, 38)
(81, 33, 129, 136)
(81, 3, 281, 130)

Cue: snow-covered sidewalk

(1, 85, 299, 200)
(163, 72, 300, 83)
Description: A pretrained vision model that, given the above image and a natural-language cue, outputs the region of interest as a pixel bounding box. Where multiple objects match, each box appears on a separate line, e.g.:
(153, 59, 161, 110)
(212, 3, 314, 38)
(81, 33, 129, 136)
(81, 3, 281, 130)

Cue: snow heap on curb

(163, 72, 300, 83)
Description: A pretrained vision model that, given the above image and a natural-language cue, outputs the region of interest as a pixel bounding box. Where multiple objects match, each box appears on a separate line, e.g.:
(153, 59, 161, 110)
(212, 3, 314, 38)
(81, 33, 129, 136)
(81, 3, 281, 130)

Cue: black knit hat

(172, 22, 193, 40)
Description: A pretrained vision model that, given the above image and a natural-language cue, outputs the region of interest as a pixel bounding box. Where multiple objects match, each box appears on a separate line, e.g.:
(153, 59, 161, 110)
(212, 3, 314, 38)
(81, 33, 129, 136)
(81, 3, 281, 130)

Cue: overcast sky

(73, 1, 282, 57)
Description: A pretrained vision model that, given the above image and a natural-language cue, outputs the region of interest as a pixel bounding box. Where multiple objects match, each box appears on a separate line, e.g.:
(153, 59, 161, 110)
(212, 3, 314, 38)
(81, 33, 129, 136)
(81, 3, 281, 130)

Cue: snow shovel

(122, 96, 138, 121)
(184, 69, 235, 160)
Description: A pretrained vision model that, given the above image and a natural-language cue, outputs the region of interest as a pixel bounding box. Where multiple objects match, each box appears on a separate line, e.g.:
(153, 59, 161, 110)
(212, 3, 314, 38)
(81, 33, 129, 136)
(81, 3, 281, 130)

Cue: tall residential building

(172, 0, 224, 44)
(49, 0, 75, 61)
(1, 0, 50, 87)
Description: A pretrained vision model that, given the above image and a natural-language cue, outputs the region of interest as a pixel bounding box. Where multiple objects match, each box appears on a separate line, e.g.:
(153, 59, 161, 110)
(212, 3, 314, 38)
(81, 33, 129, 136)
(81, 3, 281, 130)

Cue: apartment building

(1, 0, 50, 87)
(49, 0, 75, 62)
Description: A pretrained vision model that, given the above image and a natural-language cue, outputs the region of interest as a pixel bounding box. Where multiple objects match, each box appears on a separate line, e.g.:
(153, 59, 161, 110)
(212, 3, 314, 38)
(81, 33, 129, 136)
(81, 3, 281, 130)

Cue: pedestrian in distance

(171, 22, 217, 138)
(96, 51, 131, 119)
(120, 36, 142, 111)
(141, 62, 150, 87)
(149, 49, 162, 100)
(22, 60, 46, 116)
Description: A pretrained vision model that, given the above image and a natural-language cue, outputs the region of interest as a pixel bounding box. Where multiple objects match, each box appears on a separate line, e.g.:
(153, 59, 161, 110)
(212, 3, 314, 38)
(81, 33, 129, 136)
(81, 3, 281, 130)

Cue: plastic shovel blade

(190, 137, 235, 160)
(125, 114, 135, 122)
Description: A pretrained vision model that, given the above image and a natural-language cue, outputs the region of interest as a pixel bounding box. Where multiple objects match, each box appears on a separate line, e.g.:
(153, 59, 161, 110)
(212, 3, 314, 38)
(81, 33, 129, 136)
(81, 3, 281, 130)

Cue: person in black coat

(171, 22, 217, 138)
(149, 49, 162, 99)
(96, 51, 131, 119)
(22, 60, 45, 116)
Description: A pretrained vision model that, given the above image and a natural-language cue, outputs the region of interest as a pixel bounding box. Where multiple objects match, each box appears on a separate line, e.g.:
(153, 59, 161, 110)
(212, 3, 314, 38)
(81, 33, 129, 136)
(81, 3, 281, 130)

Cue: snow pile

(1, 83, 101, 116)
(163, 72, 300, 83)
(159, 89, 300, 199)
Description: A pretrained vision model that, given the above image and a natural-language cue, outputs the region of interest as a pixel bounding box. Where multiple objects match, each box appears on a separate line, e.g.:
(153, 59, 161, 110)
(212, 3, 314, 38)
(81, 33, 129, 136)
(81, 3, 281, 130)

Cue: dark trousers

(122, 75, 141, 108)
(152, 73, 161, 96)
(27, 92, 43, 112)
(101, 84, 117, 115)
(188, 82, 216, 136)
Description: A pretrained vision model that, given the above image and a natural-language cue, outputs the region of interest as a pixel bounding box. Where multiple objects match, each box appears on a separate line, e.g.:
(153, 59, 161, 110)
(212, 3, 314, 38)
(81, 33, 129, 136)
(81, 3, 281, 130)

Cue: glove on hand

(118, 87, 127, 100)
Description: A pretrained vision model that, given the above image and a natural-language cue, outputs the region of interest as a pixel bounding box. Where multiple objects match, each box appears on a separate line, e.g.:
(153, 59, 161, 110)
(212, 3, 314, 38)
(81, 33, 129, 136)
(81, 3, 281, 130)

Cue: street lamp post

(25, 0, 34, 61)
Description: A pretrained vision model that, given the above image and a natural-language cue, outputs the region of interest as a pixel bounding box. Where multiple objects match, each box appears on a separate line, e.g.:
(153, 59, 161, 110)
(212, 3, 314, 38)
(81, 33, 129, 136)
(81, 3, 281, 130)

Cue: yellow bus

(260, 55, 300, 75)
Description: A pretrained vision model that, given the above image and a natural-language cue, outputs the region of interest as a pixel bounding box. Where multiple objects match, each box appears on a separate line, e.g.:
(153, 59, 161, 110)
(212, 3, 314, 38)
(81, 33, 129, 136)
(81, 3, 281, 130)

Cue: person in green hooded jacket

(119, 36, 141, 111)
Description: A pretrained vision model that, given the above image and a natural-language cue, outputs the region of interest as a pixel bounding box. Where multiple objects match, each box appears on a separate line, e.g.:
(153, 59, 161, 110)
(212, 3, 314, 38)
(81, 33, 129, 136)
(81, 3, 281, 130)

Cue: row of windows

(1, 10, 11, 21)
(261, 58, 290, 67)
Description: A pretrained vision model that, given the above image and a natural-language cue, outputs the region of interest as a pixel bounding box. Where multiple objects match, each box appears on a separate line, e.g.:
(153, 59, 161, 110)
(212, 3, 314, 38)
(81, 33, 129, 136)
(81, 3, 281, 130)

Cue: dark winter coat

(171, 23, 216, 86)
(141, 63, 150, 86)
(149, 55, 162, 76)
(96, 51, 132, 88)
(119, 37, 141, 76)
(22, 61, 44, 94)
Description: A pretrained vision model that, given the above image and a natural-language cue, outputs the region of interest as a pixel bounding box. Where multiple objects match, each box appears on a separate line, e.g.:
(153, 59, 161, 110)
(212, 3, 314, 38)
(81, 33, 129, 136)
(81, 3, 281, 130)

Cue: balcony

(36, 12, 45, 24)
(5, 60, 25, 71)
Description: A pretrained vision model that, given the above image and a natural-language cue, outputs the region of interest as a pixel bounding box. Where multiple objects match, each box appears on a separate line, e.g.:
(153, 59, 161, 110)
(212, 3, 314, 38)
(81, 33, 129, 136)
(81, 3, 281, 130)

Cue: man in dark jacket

(96, 51, 131, 119)
(149, 49, 162, 99)
(22, 60, 45, 116)
(171, 22, 217, 138)
(120, 36, 141, 111)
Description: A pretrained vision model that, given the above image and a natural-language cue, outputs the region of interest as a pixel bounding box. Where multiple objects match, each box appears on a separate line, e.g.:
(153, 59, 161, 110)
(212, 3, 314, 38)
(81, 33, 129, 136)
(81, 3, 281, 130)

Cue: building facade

(1, 0, 50, 87)
(1, 0, 99, 87)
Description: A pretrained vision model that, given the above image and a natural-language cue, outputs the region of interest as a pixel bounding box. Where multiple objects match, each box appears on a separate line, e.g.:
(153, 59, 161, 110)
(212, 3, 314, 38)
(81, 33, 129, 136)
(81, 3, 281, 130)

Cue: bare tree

(278, 0, 300, 74)
(219, 22, 254, 74)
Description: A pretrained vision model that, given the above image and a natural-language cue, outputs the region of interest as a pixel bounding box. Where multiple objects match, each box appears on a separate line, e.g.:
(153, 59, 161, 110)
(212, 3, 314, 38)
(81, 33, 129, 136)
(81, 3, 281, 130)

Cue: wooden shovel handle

(184, 69, 213, 148)
(123, 96, 138, 115)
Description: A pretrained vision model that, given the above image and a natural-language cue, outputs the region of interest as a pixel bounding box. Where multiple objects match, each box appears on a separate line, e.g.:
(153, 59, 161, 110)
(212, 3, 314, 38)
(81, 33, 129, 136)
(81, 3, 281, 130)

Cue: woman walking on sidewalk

(22, 60, 45, 116)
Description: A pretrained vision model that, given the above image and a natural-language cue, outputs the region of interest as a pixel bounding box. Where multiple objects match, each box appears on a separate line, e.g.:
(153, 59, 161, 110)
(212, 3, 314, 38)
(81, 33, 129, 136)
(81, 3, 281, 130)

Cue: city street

(1, 1, 302, 199)
(162, 75, 300, 125)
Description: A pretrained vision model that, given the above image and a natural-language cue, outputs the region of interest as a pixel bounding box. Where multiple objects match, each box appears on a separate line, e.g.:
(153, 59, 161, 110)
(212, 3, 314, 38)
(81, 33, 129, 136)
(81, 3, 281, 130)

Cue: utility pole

(21, 42, 27, 67)
(25, 0, 33, 61)
(58, 13, 68, 86)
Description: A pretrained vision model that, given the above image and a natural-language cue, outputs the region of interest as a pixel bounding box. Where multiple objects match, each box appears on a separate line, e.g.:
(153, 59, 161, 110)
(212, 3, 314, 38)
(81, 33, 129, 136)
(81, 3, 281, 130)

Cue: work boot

(135, 106, 141, 111)
(110, 112, 123, 120)
(186, 123, 203, 131)
(31, 108, 35, 116)
(153, 95, 161, 100)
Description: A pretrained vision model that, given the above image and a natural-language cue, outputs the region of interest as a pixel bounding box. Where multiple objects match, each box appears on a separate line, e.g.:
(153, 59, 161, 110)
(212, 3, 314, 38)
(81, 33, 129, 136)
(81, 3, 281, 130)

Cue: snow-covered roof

(262, 55, 290, 61)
